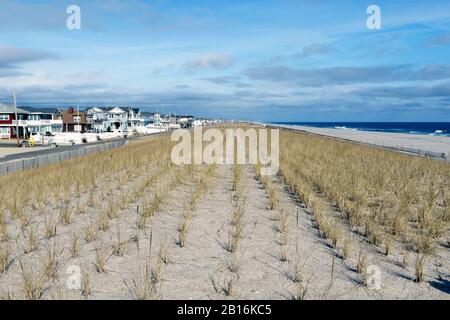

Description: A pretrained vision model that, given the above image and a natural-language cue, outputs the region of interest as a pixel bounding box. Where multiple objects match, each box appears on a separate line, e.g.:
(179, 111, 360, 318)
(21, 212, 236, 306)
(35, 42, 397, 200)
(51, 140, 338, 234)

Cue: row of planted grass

(0, 135, 173, 227)
(279, 130, 450, 258)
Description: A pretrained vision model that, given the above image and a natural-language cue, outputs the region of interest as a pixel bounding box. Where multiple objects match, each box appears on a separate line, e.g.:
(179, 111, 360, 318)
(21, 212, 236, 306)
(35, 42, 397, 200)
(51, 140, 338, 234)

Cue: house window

(0, 127, 9, 136)
(73, 116, 81, 122)
(0, 114, 9, 120)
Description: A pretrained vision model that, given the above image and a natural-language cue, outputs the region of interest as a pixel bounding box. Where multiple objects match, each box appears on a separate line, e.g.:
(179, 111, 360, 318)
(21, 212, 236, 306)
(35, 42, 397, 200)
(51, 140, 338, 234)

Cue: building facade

(85, 107, 144, 132)
(0, 104, 62, 139)
(61, 107, 88, 133)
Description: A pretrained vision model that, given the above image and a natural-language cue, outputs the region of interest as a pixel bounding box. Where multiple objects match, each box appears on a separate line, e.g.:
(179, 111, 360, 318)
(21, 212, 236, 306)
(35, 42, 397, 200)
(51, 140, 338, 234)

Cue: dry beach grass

(0, 126, 448, 299)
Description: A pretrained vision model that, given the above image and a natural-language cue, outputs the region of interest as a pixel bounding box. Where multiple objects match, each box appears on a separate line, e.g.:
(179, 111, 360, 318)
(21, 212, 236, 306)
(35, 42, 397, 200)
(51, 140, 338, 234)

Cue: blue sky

(0, 0, 450, 121)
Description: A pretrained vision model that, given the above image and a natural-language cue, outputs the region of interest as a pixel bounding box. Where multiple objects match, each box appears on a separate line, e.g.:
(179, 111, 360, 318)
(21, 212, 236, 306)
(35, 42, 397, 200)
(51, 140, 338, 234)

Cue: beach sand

(0, 129, 448, 300)
(272, 124, 450, 158)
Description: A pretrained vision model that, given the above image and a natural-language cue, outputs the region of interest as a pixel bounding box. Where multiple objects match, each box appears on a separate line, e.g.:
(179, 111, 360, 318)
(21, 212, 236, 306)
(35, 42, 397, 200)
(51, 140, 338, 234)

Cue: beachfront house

(142, 112, 162, 126)
(21, 107, 63, 135)
(104, 107, 128, 132)
(0, 104, 63, 139)
(61, 107, 88, 133)
(86, 107, 108, 132)
(126, 107, 144, 131)
(86, 106, 144, 132)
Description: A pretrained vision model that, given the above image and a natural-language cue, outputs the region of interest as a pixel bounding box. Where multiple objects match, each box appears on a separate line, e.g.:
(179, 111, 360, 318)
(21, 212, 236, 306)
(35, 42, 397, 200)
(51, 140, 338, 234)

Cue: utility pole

(77, 104, 80, 133)
(13, 88, 19, 147)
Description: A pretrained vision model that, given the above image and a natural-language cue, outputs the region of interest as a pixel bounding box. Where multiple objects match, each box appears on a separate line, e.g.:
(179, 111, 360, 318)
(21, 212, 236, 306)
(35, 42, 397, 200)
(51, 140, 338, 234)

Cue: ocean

(272, 122, 450, 137)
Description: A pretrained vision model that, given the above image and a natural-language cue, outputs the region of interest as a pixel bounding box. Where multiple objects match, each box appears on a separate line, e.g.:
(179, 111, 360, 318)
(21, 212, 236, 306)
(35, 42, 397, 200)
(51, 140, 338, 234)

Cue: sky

(0, 0, 450, 121)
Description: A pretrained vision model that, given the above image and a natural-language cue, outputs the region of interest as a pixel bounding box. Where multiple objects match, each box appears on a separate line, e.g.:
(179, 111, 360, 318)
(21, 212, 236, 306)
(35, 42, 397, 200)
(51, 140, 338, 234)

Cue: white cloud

(184, 53, 234, 72)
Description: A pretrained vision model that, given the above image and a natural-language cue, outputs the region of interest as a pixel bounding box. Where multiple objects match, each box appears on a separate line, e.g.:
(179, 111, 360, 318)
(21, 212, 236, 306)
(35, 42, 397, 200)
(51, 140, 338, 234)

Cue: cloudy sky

(0, 0, 450, 121)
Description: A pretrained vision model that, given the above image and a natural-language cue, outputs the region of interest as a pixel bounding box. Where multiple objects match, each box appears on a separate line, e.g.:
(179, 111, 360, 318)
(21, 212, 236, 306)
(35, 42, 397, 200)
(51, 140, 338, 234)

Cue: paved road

(0, 131, 168, 164)
(0, 139, 124, 163)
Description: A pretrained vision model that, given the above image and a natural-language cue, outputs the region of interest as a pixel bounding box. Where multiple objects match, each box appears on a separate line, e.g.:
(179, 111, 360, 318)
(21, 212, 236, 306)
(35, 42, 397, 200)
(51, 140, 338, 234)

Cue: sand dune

(271, 124, 450, 158)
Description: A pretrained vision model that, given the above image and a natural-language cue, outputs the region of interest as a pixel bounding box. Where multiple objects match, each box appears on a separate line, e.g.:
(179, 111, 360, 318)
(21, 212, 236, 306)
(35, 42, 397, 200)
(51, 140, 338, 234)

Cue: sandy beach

(0, 128, 448, 300)
(271, 124, 450, 159)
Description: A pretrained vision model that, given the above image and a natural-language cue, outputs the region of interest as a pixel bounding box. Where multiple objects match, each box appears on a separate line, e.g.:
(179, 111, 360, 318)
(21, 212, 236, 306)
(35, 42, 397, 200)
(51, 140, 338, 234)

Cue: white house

(105, 107, 128, 132)
(86, 107, 108, 132)
(126, 107, 145, 131)
(86, 106, 144, 132)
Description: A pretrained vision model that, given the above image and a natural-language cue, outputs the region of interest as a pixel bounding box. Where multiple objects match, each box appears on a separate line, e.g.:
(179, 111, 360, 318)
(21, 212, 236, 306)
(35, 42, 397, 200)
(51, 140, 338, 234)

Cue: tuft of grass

(132, 262, 151, 300)
(106, 202, 119, 220)
(151, 256, 163, 285)
(97, 214, 109, 232)
(402, 251, 409, 269)
(0, 212, 7, 242)
(74, 200, 86, 215)
(137, 214, 147, 230)
(70, 233, 79, 258)
(356, 247, 367, 275)
(288, 259, 302, 283)
(232, 165, 241, 193)
(58, 204, 72, 225)
(93, 244, 110, 273)
(23, 224, 39, 253)
(273, 213, 288, 234)
(84, 223, 97, 243)
(222, 274, 237, 297)
(225, 232, 238, 253)
(226, 253, 240, 274)
(112, 226, 127, 257)
(209, 274, 219, 294)
(278, 245, 289, 263)
(342, 237, 352, 260)
(414, 254, 427, 283)
(19, 260, 46, 300)
(383, 236, 393, 256)
(81, 265, 91, 299)
(129, 261, 159, 300)
(0, 243, 11, 273)
(86, 190, 95, 208)
(328, 225, 341, 248)
(290, 274, 311, 300)
(44, 216, 57, 239)
(43, 241, 61, 280)
(19, 211, 31, 231)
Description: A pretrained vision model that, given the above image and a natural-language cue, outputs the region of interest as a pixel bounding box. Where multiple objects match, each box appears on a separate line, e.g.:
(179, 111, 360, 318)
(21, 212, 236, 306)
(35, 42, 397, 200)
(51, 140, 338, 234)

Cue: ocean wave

(429, 130, 449, 136)
(334, 126, 357, 131)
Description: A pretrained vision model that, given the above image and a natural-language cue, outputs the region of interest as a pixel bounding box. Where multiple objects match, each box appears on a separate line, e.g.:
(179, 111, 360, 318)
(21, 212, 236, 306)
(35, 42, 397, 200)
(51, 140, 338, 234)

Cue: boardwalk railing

(0, 139, 126, 176)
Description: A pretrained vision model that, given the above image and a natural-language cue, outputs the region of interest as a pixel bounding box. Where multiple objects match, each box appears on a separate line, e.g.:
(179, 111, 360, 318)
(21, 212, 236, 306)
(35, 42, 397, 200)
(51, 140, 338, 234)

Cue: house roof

(0, 103, 29, 114)
(107, 107, 126, 114)
(20, 106, 58, 114)
(87, 107, 104, 113)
